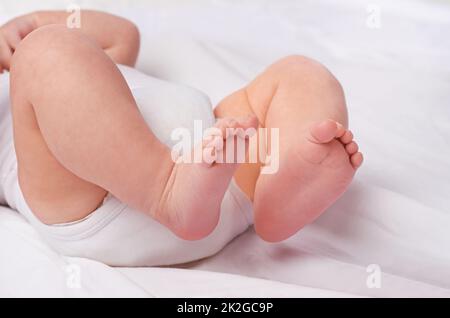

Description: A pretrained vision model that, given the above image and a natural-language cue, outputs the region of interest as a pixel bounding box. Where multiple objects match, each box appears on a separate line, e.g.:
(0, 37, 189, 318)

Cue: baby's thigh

(9, 29, 110, 224)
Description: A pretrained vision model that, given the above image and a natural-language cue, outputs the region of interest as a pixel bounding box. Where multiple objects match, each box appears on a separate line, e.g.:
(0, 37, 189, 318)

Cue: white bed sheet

(1, 0, 450, 297)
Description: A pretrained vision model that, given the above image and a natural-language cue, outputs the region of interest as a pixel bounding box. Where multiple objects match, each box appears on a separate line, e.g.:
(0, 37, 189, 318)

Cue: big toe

(309, 119, 342, 143)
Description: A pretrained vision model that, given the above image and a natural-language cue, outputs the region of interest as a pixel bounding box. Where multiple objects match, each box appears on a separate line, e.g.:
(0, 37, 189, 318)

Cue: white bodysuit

(0, 65, 253, 266)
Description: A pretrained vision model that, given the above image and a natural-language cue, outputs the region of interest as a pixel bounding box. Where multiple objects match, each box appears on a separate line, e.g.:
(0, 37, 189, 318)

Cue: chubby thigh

(10, 28, 215, 226)
(10, 25, 222, 227)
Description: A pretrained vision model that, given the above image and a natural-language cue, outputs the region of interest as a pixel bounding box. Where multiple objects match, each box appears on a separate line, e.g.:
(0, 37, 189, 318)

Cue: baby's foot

(156, 115, 258, 240)
(253, 119, 363, 242)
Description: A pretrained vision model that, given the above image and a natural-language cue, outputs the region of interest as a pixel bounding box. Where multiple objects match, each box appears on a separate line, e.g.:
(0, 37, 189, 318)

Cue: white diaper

(0, 65, 253, 266)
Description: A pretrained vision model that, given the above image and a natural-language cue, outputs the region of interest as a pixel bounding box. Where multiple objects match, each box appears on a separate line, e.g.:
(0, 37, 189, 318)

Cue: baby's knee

(274, 55, 343, 93)
(275, 55, 329, 74)
(11, 25, 97, 76)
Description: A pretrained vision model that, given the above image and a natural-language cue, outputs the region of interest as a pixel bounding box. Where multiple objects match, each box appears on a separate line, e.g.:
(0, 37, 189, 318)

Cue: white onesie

(0, 65, 253, 266)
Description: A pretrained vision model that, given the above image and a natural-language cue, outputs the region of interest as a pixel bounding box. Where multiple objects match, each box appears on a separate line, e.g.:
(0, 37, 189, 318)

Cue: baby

(0, 11, 362, 266)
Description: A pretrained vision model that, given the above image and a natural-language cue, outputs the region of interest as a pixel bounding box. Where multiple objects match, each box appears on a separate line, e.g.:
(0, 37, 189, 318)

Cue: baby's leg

(10, 25, 256, 240)
(215, 55, 363, 242)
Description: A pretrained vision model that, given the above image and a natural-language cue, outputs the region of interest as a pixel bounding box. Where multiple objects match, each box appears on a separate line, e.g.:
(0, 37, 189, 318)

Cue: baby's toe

(309, 119, 340, 143)
(345, 141, 359, 155)
(336, 122, 346, 138)
(350, 152, 363, 168)
(340, 130, 353, 144)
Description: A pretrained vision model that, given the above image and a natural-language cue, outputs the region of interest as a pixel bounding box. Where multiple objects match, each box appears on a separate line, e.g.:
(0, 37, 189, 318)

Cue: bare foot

(253, 119, 363, 242)
(155, 115, 259, 240)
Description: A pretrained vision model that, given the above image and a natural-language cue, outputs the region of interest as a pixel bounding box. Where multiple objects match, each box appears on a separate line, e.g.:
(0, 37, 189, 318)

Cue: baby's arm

(0, 10, 140, 72)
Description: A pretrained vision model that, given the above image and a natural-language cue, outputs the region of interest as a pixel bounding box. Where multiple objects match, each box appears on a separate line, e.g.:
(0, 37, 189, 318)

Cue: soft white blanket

(1, 0, 449, 297)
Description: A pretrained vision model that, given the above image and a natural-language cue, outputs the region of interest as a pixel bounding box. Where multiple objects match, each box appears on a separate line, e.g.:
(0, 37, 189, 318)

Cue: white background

(1, 0, 450, 297)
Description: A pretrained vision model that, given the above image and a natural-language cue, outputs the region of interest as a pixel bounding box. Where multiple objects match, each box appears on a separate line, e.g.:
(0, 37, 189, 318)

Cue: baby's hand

(0, 13, 37, 73)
